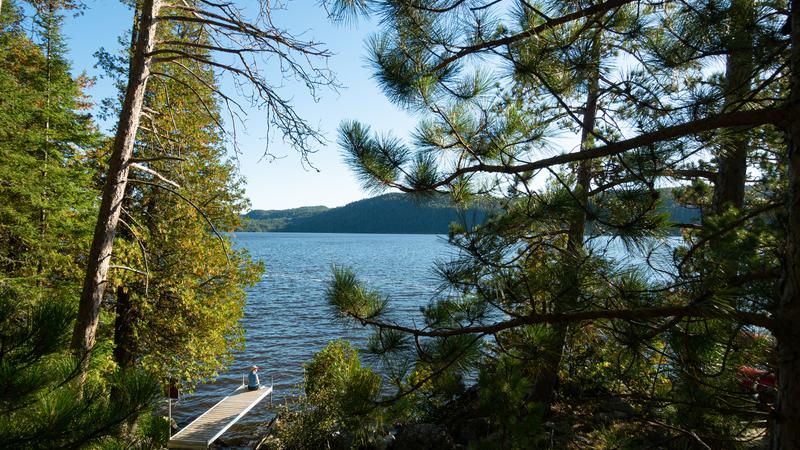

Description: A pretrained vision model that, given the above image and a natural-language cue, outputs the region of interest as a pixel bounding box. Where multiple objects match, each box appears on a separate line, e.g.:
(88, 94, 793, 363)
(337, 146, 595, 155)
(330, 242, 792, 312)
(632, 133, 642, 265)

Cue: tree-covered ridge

(243, 205, 331, 231)
(242, 190, 698, 234)
(242, 193, 487, 233)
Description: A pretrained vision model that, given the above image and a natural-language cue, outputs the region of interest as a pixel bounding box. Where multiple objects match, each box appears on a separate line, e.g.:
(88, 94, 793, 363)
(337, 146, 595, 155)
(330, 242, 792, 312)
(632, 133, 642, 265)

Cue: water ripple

(167, 232, 449, 445)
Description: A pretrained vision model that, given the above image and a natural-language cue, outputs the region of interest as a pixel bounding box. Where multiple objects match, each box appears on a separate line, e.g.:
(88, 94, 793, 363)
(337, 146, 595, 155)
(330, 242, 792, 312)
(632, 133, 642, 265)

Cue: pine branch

(347, 304, 773, 339)
(431, 0, 636, 71)
(421, 107, 788, 191)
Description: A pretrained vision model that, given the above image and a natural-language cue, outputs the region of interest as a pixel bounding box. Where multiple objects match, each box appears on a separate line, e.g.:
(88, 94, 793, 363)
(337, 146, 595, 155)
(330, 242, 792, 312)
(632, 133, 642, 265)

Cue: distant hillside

(658, 190, 700, 225)
(240, 190, 699, 234)
(241, 206, 329, 231)
(242, 193, 486, 234)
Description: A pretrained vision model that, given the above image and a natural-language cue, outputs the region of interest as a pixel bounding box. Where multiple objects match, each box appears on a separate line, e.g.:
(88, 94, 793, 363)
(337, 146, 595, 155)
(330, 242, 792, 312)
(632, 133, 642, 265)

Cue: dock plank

(168, 385, 273, 449)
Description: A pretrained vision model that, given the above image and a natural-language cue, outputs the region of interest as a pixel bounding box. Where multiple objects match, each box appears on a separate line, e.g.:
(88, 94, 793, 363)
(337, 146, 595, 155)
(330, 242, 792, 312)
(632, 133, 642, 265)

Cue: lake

(169, 232, 456, 444)
(168, 232, 678, 445)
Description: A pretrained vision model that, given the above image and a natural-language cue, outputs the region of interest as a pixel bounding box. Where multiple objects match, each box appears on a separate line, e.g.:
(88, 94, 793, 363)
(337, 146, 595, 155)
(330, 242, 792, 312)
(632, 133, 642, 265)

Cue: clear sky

(60, 1, 416, 211)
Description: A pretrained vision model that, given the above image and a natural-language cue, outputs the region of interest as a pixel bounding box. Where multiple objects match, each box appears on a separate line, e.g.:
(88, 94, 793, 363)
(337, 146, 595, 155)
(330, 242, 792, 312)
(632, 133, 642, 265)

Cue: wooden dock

(167, 384, 273, 449)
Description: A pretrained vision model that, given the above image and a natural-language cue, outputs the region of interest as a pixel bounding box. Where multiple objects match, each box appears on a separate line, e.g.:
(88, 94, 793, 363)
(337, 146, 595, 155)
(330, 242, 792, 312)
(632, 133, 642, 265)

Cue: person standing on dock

(247, 365, 260, 391)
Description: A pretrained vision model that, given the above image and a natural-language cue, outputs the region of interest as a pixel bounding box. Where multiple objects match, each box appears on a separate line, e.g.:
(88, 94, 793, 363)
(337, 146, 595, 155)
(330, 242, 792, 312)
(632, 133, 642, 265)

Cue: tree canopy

(315, 0, 799, 448)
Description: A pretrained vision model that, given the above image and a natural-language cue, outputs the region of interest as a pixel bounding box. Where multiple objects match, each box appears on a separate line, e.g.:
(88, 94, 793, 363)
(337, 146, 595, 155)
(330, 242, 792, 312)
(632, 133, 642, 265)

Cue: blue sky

(60, 1, 416, 211)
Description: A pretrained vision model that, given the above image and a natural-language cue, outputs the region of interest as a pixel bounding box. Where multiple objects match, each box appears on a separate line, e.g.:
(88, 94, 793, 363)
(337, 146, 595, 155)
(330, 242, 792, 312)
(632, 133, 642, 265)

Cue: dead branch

(129, 162, 181, 189)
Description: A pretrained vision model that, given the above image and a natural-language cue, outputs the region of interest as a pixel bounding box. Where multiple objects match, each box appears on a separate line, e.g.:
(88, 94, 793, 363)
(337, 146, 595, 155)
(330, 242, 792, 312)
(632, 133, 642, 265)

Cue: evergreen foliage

(1, 1, 268, 446)
(315, 0, 795, 448)
(99, 6, 263, 388)
(0, 291, 159, 449)
(0, 0, 95, 298)
(0, 2, 160, 447)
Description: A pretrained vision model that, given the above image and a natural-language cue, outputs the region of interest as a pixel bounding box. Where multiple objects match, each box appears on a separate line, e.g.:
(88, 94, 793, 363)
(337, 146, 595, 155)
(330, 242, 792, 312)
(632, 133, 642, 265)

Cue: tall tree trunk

(112, 285, 137, 370)
(774, 3, 800, 448)
(37, 1, 55, 286)
(110, 285, 137, 407)
(675, 2, 757, 435)
(712, 0, 755, 213)
(70, 0, 161, 363)
(531, 32, 601, 404)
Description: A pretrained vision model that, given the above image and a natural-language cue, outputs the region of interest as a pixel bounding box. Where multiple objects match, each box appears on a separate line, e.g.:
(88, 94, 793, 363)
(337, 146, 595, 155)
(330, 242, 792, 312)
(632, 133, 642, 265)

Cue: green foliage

(99, 12, 264, 388)
(304, 340, 382, 414)
(0, 290, 159, 449)
(267, 341, 383, 450)
(0, 291, 75, 406)
(2, 2, 266, 446)
(321, 0, 787, 447)
(476, 355, 546, 450)
(0, 4, 162, 447)
(0, 0, 96, 298)
(328, 266, 388, 320)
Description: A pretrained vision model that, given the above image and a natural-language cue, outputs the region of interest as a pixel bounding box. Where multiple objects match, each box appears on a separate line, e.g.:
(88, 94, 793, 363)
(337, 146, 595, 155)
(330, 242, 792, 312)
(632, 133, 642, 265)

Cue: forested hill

(243, 205, 330, 231)
(241, 193, 487, 233)
(241, 191, 699, 234)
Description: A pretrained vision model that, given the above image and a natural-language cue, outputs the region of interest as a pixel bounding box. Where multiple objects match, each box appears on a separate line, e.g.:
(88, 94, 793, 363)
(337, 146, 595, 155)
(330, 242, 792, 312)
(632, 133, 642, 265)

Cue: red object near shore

(738, 365, 776, 391)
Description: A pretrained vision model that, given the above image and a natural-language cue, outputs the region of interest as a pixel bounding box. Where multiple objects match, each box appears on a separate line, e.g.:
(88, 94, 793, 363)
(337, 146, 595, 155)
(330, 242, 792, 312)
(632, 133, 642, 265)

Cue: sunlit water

(167, 232, 678, 446)
(168, 233, 455, 445)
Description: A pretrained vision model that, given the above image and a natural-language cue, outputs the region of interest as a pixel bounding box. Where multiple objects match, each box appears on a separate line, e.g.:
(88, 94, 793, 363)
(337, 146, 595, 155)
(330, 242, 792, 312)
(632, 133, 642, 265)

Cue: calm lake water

(170, 232, 455, 444)
(169, 232, 678, 446)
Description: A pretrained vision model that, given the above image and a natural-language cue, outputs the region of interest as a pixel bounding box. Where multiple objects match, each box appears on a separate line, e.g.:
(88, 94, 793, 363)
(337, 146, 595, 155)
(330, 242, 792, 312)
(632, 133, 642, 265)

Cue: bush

(268, 340, 383, 450)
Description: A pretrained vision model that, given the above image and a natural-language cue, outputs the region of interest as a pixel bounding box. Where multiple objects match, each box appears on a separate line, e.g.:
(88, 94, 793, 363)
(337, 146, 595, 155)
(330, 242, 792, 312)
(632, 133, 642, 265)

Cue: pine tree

(323, 0, 795, 447)
(0, 0, 95, 298)
(0, 3, 159, 447)
(103, 16, 263, 387)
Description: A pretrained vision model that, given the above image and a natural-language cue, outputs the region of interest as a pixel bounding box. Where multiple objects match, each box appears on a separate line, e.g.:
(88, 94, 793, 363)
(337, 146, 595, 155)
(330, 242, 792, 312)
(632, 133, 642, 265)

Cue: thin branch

(129, 162, 181, 189)
(108, 265, 148, 276)
(431, 0, 636, 71)
(128, 178, 229, 264)
(130, 155, 186, 163)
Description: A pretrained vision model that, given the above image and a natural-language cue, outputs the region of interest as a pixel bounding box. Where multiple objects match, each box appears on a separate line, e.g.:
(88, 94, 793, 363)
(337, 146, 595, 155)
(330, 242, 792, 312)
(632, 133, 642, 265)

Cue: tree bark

(712, 0, 755, 213)
(531, 32, 601, 405)
(71, 0, 161, 362)
(774, 2, 800, 448)
(37, 1, 55, 286)
(110, 285, 137, 407)
(676, 1, 756, 435)
(112, 285, 137, 370)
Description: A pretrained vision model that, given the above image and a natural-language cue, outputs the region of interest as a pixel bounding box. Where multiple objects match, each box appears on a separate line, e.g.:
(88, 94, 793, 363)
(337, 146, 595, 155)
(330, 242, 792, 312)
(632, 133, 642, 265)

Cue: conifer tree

(102, 16, 263, 387)
(638, 1, 784, 441)
(324, 0, 796, 447)
(0, 0, 95, 298)
(0, 2, 159, 447)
